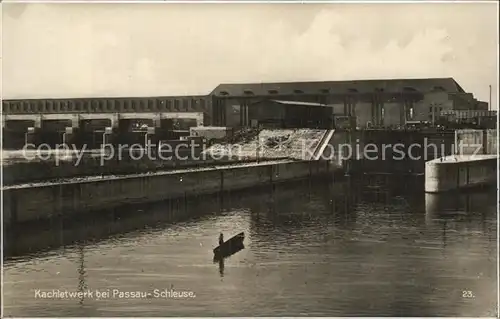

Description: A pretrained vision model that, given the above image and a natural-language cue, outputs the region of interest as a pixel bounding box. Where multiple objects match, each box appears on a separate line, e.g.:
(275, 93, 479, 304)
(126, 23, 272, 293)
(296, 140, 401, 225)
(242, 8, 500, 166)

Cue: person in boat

(219, 233, 224, 246)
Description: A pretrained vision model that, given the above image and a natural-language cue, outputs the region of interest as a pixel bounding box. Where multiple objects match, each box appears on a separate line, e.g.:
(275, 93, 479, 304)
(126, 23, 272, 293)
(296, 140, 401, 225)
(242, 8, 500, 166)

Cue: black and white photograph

(1, 1, 498, 317)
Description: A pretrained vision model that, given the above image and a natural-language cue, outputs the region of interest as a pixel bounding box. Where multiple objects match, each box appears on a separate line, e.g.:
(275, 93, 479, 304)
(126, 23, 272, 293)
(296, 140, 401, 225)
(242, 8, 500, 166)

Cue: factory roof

(211, 77, 466, 97)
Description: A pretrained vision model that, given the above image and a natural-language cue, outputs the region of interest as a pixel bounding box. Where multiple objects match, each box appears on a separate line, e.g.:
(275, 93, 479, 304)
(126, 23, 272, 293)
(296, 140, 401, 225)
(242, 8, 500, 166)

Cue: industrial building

(2, 77, 490, 131)
(210, 78, 489, 129)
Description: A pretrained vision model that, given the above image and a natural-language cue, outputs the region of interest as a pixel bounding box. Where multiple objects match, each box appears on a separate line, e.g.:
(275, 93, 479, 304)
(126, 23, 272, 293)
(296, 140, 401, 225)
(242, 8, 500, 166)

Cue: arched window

(268, 89, 279, 94)
(293, 89, 304, 94)
(243, 89, 254, 95)
(219, 91, 229, 96)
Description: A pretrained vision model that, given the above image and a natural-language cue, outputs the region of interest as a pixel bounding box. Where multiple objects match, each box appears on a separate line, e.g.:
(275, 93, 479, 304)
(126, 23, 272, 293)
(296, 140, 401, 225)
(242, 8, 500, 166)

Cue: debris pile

(203, 128, 328, 161)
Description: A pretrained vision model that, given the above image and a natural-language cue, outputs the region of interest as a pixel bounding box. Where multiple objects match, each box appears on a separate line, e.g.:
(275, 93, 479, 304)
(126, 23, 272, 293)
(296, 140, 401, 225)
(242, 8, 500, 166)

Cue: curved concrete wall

(424, 156, 497, 193)
(3, 160, 335, 225)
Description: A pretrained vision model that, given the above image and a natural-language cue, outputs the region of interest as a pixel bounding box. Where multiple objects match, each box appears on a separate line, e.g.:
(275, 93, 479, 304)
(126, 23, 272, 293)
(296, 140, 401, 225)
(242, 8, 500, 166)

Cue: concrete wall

(424, 156, 497, 193)
(455, 129, 484, 155)
(3, 160, 335, 225)
(2, 155, 250, 186)
(351, 130, 455, 174)
(455, 129, 498, 155)
(486, 129, 497, 155)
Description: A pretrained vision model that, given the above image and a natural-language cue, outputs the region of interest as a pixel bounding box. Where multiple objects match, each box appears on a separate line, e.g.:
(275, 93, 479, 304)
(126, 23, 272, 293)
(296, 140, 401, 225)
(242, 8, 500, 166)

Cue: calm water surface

(3, 179, 497, 317)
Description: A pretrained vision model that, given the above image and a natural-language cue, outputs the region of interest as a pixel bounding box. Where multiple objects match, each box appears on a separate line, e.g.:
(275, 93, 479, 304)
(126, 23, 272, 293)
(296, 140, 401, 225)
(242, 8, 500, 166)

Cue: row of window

(442, 110, 497, 117)
(3, 98, 209, 113)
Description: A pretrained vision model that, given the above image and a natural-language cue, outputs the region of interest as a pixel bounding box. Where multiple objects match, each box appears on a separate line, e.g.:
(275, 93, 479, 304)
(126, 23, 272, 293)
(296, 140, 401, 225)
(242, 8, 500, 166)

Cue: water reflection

(218, 258, 224, 278)
(425, 189, 496, 225)
(5, 179, 334, 260)
(424, 188, 497, 258)
(76, 243, 87, 306)
(3, 177, 497, 317)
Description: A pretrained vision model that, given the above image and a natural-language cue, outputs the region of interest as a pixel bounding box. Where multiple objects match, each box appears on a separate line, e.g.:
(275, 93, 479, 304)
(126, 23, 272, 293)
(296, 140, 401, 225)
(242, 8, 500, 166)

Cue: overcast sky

(2, 2, 498, 108)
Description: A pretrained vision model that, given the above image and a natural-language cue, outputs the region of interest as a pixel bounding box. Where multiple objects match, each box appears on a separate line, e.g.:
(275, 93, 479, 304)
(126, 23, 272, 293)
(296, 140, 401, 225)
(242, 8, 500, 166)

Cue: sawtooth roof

(211, 77, 466, 97)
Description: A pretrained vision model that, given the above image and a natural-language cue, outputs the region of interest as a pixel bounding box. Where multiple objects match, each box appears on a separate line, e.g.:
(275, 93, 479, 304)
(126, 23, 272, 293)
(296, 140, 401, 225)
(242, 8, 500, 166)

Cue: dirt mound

(203, 128, 328, 161)
(225, 127, 260, 144)
(264, 134, 291, 148)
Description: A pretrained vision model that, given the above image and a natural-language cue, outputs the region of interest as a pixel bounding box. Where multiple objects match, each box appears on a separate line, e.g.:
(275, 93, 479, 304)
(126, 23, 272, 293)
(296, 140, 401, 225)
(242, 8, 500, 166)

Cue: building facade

(2, 77, 487, 130)
(210, 78, 488, 129)
(2, 95, 213, 126)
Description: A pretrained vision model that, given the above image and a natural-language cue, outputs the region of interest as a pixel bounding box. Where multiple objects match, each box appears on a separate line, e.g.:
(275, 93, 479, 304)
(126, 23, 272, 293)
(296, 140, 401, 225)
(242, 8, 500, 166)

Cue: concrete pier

(3, 159, 337, 226)
(424, 155, 497, 193)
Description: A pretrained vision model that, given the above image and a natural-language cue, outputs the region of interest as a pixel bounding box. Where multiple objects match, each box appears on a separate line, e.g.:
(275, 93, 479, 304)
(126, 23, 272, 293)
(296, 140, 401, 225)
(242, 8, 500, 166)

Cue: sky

(1, 2, 498, 109)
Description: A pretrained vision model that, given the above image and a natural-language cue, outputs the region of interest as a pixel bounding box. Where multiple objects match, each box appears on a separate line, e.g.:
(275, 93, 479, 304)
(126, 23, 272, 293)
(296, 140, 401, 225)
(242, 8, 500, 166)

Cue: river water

(3, 178, 497, 317)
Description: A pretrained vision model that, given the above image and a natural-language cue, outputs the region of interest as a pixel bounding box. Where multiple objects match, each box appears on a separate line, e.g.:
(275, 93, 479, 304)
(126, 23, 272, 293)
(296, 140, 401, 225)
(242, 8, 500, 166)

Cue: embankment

(2, 154, 265, 186)
(3, 160, 338, 226)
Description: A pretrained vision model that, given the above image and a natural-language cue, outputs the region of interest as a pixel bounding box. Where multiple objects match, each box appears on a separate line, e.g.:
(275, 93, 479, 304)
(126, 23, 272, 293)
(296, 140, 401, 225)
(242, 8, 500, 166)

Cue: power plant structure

(2, 77, 494, 149)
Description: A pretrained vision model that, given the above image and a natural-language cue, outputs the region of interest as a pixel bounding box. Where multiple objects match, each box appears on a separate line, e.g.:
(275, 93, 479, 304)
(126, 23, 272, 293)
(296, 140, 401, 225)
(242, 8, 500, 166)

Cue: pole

(401, 90, 405, 127)
(102, 132, 107, 153)
(431, 104, 434, 126)
(489, 85, 492, 111)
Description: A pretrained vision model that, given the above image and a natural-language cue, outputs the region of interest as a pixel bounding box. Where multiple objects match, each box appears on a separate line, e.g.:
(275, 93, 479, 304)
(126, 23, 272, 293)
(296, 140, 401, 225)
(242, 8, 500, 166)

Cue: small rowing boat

(213, 232, 245, 260)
